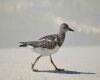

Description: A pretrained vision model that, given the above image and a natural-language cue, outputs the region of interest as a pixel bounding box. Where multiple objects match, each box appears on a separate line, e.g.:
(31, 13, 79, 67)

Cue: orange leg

(31, 55, 42, 71)
(50, 56, 64, 71)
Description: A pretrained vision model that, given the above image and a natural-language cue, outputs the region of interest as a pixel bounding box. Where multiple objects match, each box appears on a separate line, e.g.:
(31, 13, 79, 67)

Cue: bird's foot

(31, 63, 38, 72)
(32, 68, 38, 72)
(55, 68, 64, 71)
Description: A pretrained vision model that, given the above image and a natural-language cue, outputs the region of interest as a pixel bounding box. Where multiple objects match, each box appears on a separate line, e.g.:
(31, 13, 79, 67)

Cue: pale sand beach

(0, 46, 100, 80)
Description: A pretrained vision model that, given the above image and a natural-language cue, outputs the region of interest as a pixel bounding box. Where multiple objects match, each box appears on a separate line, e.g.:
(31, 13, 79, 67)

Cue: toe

(32, 69, 38, 72)
(55, 68, 64, 71)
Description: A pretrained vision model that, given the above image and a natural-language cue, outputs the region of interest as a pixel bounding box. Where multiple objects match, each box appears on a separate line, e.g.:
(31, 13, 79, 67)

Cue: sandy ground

(0, 46, 100, 80)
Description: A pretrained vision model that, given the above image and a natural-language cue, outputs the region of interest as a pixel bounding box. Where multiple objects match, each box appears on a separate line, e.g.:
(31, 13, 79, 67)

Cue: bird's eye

(63, 26, 67, 29)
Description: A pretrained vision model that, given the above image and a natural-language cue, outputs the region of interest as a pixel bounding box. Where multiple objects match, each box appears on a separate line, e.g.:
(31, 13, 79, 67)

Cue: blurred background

(0, 0, 100, 48)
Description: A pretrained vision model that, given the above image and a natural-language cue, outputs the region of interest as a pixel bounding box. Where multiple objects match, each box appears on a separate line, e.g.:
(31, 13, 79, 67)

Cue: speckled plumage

(20, 34, 64, 49)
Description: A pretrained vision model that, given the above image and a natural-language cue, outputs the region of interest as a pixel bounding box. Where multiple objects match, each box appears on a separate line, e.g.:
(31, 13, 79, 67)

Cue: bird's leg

(50, 56, 58, 69)
(50, 56, 64, 71)
(31, 55, 42, 71)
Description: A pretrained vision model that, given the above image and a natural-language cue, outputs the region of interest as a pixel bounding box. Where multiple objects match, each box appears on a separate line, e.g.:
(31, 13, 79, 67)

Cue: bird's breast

(29, 45, 60, 56)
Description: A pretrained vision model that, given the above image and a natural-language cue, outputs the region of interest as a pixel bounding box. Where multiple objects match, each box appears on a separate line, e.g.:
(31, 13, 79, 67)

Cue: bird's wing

(38, 34, 58, 41)
(20, 34, 59, 49)
(32, 34, 58, 49)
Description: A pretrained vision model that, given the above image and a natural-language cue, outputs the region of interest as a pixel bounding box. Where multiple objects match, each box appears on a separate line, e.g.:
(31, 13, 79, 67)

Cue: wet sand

(0, 46, 100, 80)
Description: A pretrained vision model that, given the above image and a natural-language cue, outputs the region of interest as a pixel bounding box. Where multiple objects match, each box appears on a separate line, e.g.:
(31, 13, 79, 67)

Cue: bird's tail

(19, 42, 28, 47)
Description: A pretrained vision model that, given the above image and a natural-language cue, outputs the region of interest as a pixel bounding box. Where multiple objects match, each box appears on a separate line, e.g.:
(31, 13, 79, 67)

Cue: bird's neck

(58, 30, 66, 46)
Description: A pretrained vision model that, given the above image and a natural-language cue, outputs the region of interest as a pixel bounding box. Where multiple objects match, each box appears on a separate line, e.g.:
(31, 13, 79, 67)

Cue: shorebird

(19, 23, 74, 71)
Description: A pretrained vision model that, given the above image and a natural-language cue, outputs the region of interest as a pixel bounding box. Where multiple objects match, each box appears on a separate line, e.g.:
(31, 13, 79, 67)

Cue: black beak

(68, 28, 74, 32)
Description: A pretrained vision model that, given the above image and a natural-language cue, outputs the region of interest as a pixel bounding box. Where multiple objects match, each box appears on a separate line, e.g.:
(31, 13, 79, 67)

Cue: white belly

(28, 45, 60, 56)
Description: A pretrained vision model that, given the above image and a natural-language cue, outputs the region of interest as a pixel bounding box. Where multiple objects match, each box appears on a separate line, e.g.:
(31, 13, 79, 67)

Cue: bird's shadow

(34, 69, 96, 74)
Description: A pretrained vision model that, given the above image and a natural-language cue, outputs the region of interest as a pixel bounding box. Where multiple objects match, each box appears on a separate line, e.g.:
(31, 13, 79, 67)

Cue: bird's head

(60, 23, 74, 32)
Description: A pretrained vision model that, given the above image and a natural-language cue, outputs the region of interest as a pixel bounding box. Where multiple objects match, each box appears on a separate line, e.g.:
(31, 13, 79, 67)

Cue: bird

(19, 23, 74, 71)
